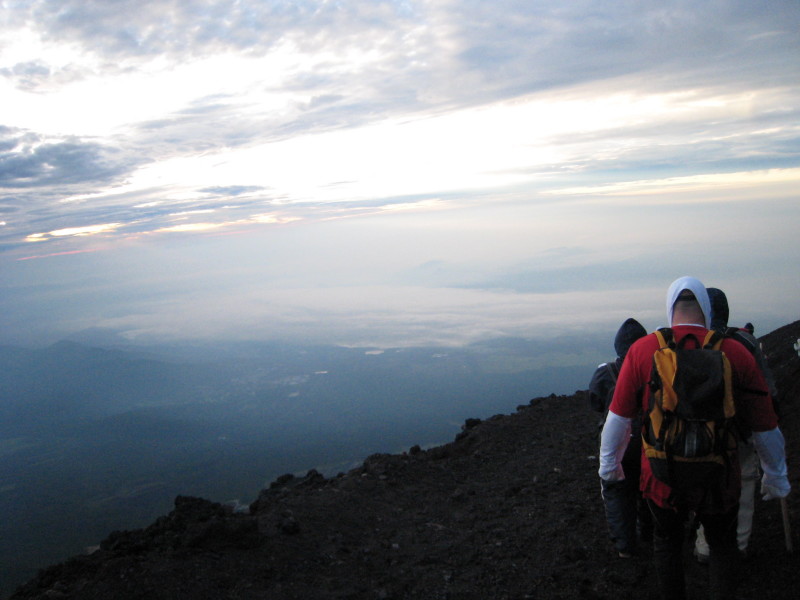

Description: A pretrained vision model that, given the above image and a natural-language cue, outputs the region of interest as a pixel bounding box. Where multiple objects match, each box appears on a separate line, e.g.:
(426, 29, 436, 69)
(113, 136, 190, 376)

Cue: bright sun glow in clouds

(1, 1, 798, 347)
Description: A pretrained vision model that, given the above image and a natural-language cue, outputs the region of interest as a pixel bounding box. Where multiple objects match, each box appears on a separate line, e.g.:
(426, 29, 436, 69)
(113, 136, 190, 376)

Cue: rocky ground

(9, 321, 800, 600)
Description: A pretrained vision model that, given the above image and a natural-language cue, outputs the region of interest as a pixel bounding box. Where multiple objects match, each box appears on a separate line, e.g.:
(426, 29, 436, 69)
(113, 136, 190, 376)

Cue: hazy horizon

(2, 1, 799, 348)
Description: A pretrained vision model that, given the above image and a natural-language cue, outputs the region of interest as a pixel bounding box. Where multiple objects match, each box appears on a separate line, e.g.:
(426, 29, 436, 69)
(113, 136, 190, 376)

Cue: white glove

(761, 473, 791, 501)
(598, 411, 631, 482)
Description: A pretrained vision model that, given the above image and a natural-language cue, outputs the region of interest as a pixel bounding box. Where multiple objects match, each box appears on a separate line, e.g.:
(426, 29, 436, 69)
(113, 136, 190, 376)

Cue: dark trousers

(647, 499, 739, 600)
(601, 435, 651, 554)
(602, 478, 637, 553)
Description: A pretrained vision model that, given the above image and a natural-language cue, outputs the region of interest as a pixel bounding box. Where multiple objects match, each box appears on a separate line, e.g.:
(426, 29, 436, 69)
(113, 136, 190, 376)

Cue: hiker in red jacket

(598, 276, 790, 600)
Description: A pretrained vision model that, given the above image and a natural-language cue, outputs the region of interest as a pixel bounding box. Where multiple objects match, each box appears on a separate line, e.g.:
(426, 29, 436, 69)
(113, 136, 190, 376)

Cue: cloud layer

(1, 1, 798, 347)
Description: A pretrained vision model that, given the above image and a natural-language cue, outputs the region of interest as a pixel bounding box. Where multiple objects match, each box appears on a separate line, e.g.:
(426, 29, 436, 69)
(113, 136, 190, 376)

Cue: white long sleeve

(598, 411, 632, 481)
(751, 427, 791, 499)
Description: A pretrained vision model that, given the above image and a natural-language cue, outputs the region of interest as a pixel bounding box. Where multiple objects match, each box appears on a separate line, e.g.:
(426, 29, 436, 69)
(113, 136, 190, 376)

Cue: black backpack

(589, 360, 620, 414)
(642, 328, 737, 494)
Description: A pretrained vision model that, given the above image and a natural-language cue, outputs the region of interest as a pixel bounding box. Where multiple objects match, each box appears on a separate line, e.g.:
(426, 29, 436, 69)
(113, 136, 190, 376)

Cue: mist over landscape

(0, 328, 599, 594)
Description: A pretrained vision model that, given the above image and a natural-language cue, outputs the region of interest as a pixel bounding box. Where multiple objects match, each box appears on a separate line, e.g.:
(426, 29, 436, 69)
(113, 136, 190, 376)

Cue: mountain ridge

(7, 320, 800, 599)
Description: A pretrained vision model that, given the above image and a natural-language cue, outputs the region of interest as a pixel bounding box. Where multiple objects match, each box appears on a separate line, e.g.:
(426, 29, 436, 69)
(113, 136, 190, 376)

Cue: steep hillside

(9, 321, 800, 600)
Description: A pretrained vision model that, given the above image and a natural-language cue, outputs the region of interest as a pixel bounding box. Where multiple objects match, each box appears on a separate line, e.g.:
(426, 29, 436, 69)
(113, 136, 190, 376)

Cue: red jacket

(608, 325, 778, 510)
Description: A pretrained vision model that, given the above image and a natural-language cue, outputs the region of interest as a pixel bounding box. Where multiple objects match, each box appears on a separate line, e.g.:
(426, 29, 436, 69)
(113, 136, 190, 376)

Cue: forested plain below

(0, 333, 594, 596)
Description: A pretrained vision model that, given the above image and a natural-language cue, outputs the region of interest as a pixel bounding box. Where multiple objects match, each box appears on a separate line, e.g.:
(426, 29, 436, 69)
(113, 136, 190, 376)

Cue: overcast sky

(1, 0, 798, 349)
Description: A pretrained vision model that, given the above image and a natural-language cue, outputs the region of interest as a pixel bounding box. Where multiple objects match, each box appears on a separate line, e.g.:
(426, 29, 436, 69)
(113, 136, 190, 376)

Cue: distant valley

(0, 333, 598, 595)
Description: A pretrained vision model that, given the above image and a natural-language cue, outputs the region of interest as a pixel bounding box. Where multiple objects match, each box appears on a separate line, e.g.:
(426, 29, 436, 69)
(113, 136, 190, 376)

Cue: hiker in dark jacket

(588, 317, 650, 558)
(694, 287, 778, 563)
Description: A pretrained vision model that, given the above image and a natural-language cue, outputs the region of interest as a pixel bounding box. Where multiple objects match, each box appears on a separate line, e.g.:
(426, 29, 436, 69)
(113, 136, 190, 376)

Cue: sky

(1, 0, 799, 350)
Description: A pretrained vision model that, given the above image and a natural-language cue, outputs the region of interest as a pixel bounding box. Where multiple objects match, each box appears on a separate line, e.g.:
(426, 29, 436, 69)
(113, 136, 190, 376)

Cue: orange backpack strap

(655, 327, 673, 349)
(703, 329, 725, 349)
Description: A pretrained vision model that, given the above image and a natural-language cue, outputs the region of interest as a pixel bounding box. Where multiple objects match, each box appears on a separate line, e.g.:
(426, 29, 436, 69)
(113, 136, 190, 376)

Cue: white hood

(666, 276, 711, 328)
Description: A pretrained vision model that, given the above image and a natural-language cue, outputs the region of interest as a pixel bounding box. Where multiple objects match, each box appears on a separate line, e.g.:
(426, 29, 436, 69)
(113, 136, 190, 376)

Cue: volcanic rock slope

(10, 321, 800, 600)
